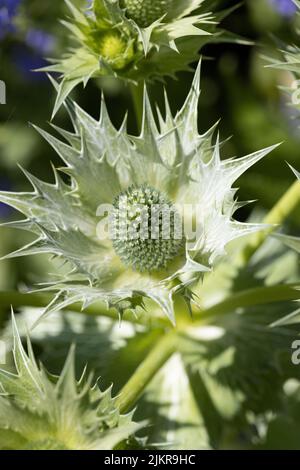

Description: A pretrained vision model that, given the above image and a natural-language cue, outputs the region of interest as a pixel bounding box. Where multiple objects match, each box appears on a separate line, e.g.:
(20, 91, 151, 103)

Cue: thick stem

(237, 179, 300, 266)
(115, 330, 177, 414)
(114, 283, 300, 413)
(114, 282, 299, 413)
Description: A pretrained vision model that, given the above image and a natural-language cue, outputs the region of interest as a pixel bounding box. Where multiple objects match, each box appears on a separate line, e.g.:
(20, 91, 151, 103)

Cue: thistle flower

(42, 0, 224, 116)
(0, 313, 142, 450)
(0, 65, 278, 325)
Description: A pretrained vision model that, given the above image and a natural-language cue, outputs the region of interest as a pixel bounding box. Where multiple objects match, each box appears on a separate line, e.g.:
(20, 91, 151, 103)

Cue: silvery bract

(0, 64, 278, 325)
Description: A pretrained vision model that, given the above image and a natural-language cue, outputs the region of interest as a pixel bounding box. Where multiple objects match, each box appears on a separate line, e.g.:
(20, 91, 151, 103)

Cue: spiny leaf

(0, 311, 144, 450)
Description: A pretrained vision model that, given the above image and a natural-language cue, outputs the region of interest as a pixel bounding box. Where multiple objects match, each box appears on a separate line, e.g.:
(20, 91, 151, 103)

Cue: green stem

(194, 283, 300, 321)
(0, 290, 167, 328)
(130, 81, 143, 131)
(237, 179, 300, 266)
(114, 282, 299, 413)
(115, 331, 177, 414)
(3, 282, 298, 414)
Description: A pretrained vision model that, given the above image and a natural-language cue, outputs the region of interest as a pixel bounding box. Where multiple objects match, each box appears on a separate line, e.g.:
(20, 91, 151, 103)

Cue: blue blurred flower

(12, 46, 49, 81)
(0, 0, 21, 39)
(85, 0, 94, 17)
(13, 30, 55, 81)
(269, 0, 298, 17)
(0, 0, 56, 81)
(26, 29, 55, 55)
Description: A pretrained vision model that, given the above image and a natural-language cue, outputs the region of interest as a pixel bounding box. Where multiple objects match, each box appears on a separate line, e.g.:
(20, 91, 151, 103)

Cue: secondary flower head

(43, 0, 224, 116)
(0, 65, 277, 324)
(0, 313, 142, 450)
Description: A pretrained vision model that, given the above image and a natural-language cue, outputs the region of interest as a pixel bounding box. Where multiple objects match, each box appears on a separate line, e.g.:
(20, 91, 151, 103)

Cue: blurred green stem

(237, 179, 300, 266)
(114, 282, 300, 413)
(115, 330, 177, 414)
(130, 81, 143, 131)
(193, 283, 300, 321)
(1, 282, 298, 413)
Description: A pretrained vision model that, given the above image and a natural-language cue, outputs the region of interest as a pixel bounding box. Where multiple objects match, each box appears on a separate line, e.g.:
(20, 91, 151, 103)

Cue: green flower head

(0, 313, 142, 450)
(0, 64, 278, 325)
(43, 0, 227, 116)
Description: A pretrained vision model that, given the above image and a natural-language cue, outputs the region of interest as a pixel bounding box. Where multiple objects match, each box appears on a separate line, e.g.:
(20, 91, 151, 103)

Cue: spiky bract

(42, 0, 227, 115)
(0, 313, 142, 450)
(0, 64, 278, 324)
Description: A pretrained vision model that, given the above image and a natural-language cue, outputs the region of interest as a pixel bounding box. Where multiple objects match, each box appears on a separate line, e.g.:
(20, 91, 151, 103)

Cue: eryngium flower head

(0, 313, 142, 450)
(0, 64, 278, 324)
(43, 0, 224, 116)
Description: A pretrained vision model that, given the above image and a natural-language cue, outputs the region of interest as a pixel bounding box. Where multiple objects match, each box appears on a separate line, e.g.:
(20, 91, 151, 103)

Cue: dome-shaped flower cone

(40, 0, 241, 116)
(0, 63, 279, 326)
(0, 311, 144, 450)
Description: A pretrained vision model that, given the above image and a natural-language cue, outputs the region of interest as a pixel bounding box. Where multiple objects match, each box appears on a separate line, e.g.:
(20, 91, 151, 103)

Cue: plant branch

(2, 281, 299, 414)
(194, 283, 300, 321)
(114, 283, 300, 413)
(237, 179, 300, 266)
(115, 330, 177, 414)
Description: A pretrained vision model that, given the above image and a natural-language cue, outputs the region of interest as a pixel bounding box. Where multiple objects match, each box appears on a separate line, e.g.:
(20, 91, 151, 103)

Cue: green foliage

(255, 379, 300, 450)
(2, 228, 300, 449)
